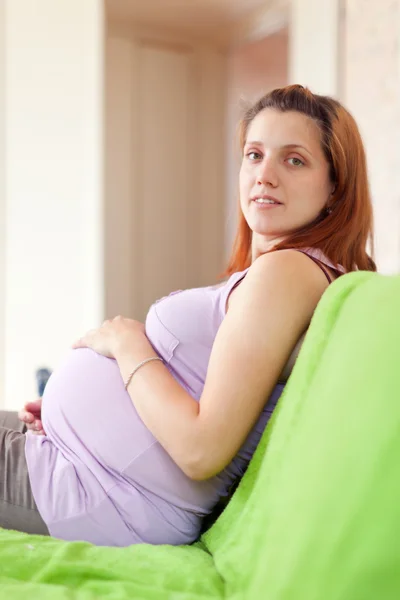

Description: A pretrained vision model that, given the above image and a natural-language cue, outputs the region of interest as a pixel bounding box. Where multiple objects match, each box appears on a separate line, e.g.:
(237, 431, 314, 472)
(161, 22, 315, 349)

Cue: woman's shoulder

(237, 250, 332, 306)
(247, 248, 316, 272)
(247, 247, 346, 282)
(225, 248, 343, 315)
(226, 251, 330, 343)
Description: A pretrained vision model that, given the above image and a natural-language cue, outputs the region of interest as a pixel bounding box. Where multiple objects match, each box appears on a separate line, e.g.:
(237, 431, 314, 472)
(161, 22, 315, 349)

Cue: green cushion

(0, 532, 221, 599)
(1, 271, 400, 599)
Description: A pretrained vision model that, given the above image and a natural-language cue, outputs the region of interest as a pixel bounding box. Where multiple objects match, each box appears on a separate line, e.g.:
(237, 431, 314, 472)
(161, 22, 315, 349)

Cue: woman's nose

(256, 158, 278, 188)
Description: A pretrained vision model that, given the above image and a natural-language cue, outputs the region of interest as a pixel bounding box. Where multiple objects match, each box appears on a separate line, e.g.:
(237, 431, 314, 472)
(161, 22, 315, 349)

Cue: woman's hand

(72, 316, 148, 360)
(18, 399, 46, 435)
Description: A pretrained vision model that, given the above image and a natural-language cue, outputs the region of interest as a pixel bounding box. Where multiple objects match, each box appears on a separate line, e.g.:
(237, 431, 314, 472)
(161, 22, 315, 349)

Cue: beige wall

(284, 0, 400, 273)
(0, 0, 5, 406)
(3, 0, 104, 409)
(105, 35, 136, 321)
(105, 25, 226, 322)
(343, 0, 400, 274)
(289, 0, 340, 96)
(225, 30, 289, 256)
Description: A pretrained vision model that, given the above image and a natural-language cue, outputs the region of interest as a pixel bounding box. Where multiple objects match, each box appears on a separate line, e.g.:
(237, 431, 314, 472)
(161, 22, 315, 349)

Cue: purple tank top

(25, 249, 343, 547)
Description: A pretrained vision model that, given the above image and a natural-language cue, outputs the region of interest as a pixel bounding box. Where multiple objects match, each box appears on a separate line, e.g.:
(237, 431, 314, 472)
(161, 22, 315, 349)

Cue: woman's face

(239, 108, 334, 253)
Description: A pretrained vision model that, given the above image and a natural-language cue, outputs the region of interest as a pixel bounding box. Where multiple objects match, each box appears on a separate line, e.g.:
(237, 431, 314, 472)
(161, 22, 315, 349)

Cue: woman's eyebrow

(282, 143, 312, 156)
(245, 141, 312, 156)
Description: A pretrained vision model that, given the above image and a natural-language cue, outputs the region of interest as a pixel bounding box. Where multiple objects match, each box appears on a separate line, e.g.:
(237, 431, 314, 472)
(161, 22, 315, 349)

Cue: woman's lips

(252, 197, 283, 208)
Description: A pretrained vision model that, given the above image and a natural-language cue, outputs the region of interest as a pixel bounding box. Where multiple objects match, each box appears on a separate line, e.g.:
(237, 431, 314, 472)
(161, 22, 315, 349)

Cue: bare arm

(116, 250, 330, 480)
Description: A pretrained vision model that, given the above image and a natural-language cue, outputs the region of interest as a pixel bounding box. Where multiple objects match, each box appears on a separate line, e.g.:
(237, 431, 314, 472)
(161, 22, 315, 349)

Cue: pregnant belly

(41, 348, 157, 476)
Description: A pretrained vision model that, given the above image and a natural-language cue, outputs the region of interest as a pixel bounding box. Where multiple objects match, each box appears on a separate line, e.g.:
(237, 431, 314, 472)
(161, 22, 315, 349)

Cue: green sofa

(1, 270, 400, 599)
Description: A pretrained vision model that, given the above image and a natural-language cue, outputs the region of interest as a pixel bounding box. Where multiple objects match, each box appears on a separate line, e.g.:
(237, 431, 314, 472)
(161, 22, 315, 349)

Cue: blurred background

(0, 0, 399, 408)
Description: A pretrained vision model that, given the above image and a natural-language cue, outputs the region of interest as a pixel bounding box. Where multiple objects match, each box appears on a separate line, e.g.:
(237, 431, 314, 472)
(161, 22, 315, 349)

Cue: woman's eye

(287, 157, 304, 167)
(246, 151, 262, 160)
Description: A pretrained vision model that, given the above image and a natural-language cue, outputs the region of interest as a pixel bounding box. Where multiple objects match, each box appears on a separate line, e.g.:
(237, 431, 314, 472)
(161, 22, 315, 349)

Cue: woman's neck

(251, 234, 287, 263)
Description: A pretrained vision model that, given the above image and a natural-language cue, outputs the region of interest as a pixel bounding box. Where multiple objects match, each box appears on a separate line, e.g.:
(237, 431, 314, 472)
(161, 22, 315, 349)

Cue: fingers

(24, 399, 42, 412)
(19, 405, 41, 424)
(72, 328, 97, 349)
(18, 409, 35, 424)
(27, 418, 43, 432)
(18, 398, 45, 434)
(72, 336, 90, 349)
(31, 419, 45, 435)
(18, 413, 45, 434)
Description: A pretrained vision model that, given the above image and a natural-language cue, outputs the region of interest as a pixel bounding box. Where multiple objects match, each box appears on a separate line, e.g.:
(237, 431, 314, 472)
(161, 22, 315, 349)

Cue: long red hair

(224, 84, 376, 276)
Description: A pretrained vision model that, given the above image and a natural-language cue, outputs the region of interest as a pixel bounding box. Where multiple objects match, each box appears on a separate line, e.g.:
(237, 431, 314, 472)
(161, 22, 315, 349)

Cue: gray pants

(0, 410, 49, 535)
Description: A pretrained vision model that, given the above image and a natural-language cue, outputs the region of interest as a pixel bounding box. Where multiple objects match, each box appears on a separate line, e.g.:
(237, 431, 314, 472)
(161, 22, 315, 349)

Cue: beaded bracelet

(124, 356, 164, 391)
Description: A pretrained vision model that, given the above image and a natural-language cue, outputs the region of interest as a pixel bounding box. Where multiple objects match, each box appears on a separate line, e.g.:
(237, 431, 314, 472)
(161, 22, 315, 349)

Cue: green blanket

(1, 271, 400, 599)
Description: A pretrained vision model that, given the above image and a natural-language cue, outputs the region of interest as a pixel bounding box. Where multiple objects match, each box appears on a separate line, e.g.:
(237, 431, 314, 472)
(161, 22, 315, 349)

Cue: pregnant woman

(0, 85, 376, 546)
